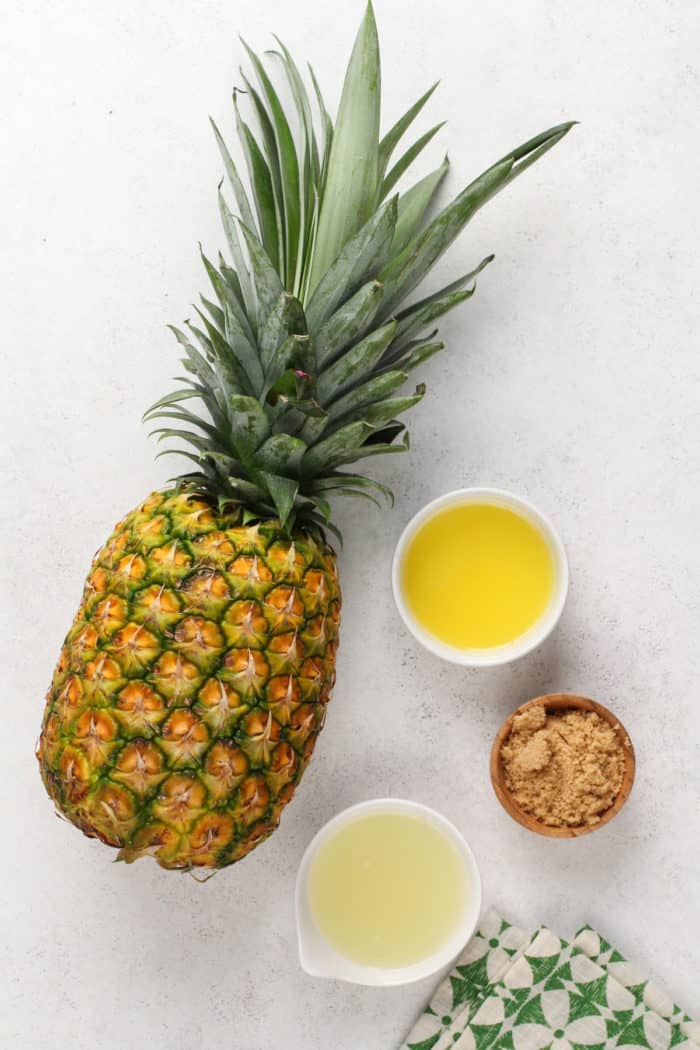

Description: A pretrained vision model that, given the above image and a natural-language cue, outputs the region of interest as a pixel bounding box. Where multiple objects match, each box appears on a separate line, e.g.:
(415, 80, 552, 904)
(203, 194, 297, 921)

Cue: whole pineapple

(37, 3, 573, 871)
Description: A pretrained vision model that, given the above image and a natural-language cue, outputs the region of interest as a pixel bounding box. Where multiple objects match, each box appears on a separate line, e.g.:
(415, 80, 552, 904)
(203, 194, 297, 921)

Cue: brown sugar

(500, 703, 626, 828)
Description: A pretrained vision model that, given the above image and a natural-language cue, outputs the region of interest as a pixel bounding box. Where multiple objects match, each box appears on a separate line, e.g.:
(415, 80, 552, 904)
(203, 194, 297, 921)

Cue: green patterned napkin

(402, 911, 533, 1050)
(400, 913, 698, 1050)
(572, 926, 700, 1050)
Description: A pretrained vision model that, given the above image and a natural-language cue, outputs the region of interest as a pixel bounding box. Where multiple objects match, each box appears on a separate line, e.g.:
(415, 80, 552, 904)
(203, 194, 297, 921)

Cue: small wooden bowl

(490, 693, 635, 838)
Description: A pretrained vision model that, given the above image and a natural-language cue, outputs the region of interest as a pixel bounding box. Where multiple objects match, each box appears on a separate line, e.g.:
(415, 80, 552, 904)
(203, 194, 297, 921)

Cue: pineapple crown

(145, 2, 573, 541)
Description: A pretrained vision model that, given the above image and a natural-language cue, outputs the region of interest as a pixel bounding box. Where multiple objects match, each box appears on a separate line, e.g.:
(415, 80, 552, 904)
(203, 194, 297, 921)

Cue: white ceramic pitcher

(295, 798, 482, 986)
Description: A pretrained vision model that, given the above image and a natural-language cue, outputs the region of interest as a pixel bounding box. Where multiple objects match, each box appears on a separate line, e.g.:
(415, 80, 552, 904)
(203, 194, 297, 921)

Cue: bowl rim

(490, 693, 636, 838)
(295, 797, 482, 986)
(391, 487, 569, 667)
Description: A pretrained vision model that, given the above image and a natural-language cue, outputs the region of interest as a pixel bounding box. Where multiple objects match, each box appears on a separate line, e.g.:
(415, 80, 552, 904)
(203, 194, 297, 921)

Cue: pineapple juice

(308, 813, 469, 968)
(401, 502, 555, 649)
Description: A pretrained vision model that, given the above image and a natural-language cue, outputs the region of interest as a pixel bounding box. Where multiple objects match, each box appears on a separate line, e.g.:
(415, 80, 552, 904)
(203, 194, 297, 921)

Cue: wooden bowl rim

(490, 693, 636, 838)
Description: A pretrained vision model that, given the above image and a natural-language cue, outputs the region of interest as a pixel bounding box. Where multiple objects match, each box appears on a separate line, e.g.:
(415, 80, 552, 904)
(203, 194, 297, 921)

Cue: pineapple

(37, 3, 573, 871)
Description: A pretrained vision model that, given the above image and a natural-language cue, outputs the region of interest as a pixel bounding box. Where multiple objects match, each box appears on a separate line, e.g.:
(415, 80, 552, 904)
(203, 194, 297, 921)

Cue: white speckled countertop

(2, 1, 699, 1047)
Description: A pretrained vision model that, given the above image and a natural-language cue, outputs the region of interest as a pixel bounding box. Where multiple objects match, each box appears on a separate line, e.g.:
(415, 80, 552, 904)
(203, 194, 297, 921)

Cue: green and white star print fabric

(400, 912, 697, 1050)
(572, 927, 700, 1050)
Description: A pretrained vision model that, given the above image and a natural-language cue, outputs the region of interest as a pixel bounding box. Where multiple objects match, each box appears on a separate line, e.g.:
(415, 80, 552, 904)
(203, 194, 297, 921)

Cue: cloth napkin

(400, 911, 698, 1050)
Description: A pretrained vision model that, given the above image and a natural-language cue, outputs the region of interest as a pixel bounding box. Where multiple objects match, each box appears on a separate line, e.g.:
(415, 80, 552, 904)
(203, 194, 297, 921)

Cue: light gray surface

(2, 1, 699, 1048)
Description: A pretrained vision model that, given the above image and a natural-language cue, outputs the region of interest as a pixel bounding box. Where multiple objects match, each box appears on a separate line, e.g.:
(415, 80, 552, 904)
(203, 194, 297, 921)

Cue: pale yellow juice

(308, 813, 468, 968)
(401, 502, 554, 649)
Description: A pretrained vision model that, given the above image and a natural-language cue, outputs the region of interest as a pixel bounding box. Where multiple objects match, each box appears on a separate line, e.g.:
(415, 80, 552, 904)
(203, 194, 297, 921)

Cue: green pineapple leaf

(393, 287, 475, 347)
(309, 471, 394, 505)
(210, 117, 257, 234)
(380, 121, 446, 201)
(396, 255, 493, 322)
(380, 339, 445, 375)
(255, 433, 307, 474)
(326, 368, 408, 421)
(258, 291, 307, 374)
(256, 470, 299, 525)
(315, 279, 385, 366)
(228, 395, 272, 460)
(232, 104, 281, 270)
(377, 81, 439, 179)
(217, 192, 258, 329)
(305, 196, 397, 331)
(241, 41, 302, 289)
(302, 420, 376, 474)
(308, 1, 381, 290)
(392, 155, 449, 254)
(316, 321, 397, 403)
(362, 388, 425, 426)
(238, 220, 285, 326)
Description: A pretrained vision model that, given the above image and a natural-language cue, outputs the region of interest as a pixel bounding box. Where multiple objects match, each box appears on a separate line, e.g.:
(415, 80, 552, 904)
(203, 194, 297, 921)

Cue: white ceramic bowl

(392, 487, 569, 667)
(295, 798, 482, 986)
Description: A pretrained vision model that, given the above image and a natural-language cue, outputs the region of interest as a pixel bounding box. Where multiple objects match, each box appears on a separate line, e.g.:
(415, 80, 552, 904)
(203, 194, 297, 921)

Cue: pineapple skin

(37, 490, 340, 870)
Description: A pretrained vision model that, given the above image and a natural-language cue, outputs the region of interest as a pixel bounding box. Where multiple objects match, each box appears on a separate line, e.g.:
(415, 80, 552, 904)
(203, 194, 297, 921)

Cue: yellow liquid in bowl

(400, 502, 555, 649)
(308, 813, 469, 968)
